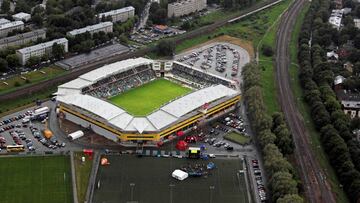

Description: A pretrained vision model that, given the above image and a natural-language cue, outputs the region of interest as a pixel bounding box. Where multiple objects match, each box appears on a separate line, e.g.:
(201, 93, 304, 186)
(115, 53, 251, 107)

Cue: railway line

(275, 0, 336, 202)
(0, 0, 284, 102)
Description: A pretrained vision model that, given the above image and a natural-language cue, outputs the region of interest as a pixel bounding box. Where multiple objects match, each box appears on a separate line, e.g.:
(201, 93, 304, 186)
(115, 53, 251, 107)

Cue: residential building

(0, 18, 10, 25)
(336, 89, 360, 118)
(97, 6, 135, 23)
(12, 12, 31, 22)
(354, 19, 360, 29)
(327, 50, 339, 61)
(167, 0, 207, 18)
(16, 38, 68, 65)
(328, 9, 343, 30)
(67, 22, 113, 37)
(0, 29, 46, 50)
(0, 21, 24, 38)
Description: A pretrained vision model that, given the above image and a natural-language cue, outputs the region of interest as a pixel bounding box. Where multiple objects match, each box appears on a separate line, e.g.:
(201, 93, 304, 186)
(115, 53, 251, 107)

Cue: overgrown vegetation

(297, 0, 360, 200)
(242, 63, 302, 202)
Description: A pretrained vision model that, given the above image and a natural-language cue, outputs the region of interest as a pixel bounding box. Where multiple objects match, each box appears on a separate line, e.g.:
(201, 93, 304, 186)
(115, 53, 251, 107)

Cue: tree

(26, 56, 41, 67)
(262, 45, 274, 57)
(31, 14, 43, 27)
(52, 43, 65, 60)
(156, 40, 175, 56)
(0, 58, 8, 72)
(1, 0, 10, 13)
(276, 194, 303, 203)
(6, 54, 19, 68)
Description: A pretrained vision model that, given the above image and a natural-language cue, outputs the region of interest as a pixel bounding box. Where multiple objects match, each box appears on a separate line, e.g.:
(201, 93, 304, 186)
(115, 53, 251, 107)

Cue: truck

(31, 107, 50, 120)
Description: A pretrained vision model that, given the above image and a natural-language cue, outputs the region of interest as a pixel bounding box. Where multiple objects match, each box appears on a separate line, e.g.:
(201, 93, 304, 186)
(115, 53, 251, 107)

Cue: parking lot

(175, 42, 250, 84)
(0, 101, 80, 154)
(130, 26, 186, 45)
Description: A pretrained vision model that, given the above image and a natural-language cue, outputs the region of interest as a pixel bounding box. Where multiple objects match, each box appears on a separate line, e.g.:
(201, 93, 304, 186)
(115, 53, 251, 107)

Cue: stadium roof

(57, 84, 238, 133)
(79, 57, 153, 82)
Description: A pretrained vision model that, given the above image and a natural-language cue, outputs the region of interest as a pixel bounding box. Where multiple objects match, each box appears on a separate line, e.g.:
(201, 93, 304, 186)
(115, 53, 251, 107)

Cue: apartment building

(16, 38, 68, 65)
(0, 18, 10, 25)
(0, 21, 24, 38)
(67, 22, 113, 37)
(97, 6, 135, 23)
(0, 29, 46, 50)
(12, 12, 31, 22)
(167, 0, 207, 18)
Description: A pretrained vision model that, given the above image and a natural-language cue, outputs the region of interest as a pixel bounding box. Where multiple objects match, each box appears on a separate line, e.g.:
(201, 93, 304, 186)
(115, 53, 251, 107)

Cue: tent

(172, 169, 188, 181)
(176, 140, 188, 151)
(100, 157, 110, 166)
(177, 131, 184, 137)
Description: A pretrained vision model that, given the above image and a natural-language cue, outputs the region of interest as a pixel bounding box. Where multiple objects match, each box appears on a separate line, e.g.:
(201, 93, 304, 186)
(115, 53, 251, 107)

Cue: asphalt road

(275, 0, 336, 202)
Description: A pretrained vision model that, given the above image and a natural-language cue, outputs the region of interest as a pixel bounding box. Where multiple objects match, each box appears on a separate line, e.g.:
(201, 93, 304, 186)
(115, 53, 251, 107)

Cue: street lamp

(209, 186, 215, 203)
(130, 183, 135, 201)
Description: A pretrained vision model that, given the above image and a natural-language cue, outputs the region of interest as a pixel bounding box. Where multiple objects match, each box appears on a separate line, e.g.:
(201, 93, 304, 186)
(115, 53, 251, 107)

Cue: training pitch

(109, 79, 191, 116)
(93, 155, 249, 203)
(0, 156, 73, 203)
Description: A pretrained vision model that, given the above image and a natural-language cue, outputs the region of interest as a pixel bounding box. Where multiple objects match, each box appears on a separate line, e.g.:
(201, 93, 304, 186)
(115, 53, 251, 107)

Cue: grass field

(0, 66, 66, 95)
(0, 156, 73, 203)
(74, 152, 93, 203)
(109, 79, 191, 116)
(93, 155, 248, 203)
(224, 131, 251, 145)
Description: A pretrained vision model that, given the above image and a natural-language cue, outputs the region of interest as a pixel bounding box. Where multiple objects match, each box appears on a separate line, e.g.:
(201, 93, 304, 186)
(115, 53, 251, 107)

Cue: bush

(14, 81, 21, 87)
(262, 44, 274, 57)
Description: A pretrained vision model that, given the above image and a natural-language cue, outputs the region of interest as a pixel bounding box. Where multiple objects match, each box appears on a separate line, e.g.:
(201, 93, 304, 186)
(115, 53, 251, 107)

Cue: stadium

(55, 57, 241, 146)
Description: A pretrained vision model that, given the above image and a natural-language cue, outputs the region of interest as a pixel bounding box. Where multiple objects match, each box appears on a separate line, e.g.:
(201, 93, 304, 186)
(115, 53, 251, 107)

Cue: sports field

(0, 156, 73, 203)
(109, 79, 191, 116)
(93, 155, 249, 203)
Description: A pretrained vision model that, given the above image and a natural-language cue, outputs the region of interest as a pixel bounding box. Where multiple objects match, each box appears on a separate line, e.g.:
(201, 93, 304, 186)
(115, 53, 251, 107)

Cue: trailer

(68, 130, 84, 140)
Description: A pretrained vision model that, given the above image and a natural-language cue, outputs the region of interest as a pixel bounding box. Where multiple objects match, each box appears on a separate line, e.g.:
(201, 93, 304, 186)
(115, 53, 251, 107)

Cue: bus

(6, 145, 25, 152)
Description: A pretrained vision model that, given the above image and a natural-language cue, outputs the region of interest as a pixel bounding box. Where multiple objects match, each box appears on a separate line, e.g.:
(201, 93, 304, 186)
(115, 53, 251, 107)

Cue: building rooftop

(12, 12, 31, 19)
(0, 18, 10, 25)
(17, 38, 68, 54)
(0, 21, 24, 30)
(97, 6, 135, 17)
(67, 21, 113, 36)
(0, 29, 46, 46)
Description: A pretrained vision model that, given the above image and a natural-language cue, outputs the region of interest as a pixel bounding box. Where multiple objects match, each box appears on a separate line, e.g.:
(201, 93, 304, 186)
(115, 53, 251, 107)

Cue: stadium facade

(56, 58, 241, 145)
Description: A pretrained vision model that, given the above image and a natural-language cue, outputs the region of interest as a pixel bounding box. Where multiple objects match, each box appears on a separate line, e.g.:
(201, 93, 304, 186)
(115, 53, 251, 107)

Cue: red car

(184, 136, 197, 143)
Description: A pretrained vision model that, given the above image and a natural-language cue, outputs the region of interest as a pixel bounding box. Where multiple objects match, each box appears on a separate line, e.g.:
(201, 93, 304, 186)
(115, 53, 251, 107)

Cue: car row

(30, 126, 66, 150)
(252, 159, 267, 202)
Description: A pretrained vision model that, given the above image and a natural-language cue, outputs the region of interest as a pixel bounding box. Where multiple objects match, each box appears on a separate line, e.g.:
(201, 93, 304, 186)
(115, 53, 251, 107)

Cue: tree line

(242, 63, 302, 202)
(298, 0, 360, 201)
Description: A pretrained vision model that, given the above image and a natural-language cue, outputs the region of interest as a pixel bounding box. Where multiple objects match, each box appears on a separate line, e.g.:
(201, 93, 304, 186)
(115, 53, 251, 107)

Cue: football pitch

(109, 79, 191, 116)
(0, 156, 73, 203)
(93, 155, 249, 203)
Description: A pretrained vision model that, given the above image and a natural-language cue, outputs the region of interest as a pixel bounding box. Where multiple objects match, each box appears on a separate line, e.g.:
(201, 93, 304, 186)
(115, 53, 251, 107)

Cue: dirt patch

(180, 35, 255, 58)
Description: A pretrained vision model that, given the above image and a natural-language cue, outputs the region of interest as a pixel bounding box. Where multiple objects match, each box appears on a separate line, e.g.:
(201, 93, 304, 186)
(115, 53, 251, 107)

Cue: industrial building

(0, 21, 24, 38)
(0, 29, 46, 50)
(16, 38, 68, 65)
(167, 0, 207, 18)
(67, 22, 113, 37)
(97, 6, 135, 23)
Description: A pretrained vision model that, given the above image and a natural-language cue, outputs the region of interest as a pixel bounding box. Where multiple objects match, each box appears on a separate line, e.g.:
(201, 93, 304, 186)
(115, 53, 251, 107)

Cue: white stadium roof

(57, 57, 240, 133)
(79, 57, 153, 82)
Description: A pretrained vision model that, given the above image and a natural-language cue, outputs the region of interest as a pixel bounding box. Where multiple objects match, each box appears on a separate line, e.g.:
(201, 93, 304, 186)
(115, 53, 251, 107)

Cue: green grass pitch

(0, 156, 73, 203)
(109, 79, 192, 116)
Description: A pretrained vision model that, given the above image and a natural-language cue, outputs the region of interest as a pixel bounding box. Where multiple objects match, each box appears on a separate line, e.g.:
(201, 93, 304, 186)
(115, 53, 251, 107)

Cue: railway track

(0, 0, 284, 102)
(275, 0, 336, 202)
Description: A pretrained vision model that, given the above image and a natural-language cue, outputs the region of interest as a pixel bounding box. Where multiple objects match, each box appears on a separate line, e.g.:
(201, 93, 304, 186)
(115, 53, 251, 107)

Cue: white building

(12, 12, 31, 22)
(328, 9, 343, 30)
(168, 0, 207, 18)
(354, 19, 360, 29)
(16, 38, 68, 65)
(0, 29, 46, 50)
(67, 22, 113, 37)
(0, 21, 24, 38)
(0, 18, 10, 25)
(97, 6, 135, 23)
